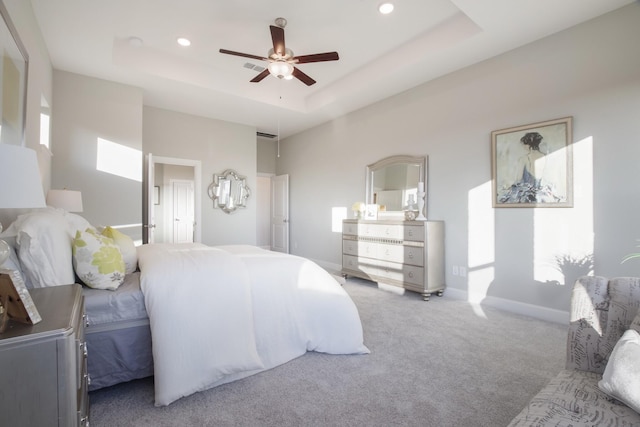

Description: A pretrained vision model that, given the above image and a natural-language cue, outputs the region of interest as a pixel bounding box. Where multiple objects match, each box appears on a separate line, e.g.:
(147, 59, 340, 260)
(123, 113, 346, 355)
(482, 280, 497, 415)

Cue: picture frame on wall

(0, 2, 29, 147)
(491, 117, 573, 208)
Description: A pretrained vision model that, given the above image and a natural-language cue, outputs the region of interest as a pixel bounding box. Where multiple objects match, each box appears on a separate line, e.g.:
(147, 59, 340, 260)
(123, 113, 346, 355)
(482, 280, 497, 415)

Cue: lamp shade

(0, 144, 46, 209)
(47, 189, 83, 212)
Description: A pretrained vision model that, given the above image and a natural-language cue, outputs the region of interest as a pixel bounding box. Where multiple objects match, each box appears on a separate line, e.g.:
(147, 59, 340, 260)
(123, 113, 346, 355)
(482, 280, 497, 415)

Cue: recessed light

(177, 37, 191, 47)
(378, 3, 394, 14)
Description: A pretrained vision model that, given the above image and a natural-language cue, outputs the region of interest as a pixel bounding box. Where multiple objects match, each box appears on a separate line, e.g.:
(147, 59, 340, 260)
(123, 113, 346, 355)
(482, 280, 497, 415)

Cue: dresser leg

(421, 292, 431, 301)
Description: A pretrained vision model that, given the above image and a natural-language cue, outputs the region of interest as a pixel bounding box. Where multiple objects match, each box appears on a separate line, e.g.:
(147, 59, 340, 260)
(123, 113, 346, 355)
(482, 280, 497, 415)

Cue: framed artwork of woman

(491, 117, 573, 208)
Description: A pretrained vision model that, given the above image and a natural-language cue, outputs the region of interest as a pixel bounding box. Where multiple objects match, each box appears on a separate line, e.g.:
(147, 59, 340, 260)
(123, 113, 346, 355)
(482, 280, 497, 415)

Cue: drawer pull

(83, 314, 89, 328)
(408, 272, 414, 278)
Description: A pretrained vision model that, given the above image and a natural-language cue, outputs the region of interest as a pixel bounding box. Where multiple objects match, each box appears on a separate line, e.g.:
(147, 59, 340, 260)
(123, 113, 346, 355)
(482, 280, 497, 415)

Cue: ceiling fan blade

(294, 52, 339, 64)
(219, 49, 268, 62)
(292, 67, 316, 86)
(250, 69, 271, 83)
(270, 25, 286, 56)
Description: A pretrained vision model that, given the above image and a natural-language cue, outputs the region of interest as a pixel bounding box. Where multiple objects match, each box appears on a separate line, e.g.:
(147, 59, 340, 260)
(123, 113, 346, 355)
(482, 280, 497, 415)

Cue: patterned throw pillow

(101, 226, 137, 274)
(72, 228, 125, 290)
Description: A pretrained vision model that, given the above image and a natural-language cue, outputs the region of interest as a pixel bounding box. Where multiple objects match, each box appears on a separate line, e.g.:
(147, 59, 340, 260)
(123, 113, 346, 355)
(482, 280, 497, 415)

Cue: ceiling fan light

(268, 61, 294, 79)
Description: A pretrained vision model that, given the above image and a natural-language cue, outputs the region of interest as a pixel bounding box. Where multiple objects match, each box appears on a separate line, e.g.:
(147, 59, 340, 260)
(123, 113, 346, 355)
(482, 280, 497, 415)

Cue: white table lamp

(47, 189, 83, 212)
(0, 145, 47, 265)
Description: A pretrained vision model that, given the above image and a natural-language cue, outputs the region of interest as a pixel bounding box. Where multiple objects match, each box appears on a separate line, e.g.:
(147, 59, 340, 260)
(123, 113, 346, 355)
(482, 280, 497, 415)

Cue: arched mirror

(207, 169, 250, 214)
(366, 155, 426, 218)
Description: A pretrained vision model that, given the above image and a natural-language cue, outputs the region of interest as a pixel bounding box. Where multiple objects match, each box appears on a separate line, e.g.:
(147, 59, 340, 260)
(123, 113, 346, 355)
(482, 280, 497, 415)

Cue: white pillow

(598, 329, 640, 414)
(63, 211, 94, 237)
(72, 228, 125, 290)
(101, 226, 137, 274)
(11, 210, 75, 288)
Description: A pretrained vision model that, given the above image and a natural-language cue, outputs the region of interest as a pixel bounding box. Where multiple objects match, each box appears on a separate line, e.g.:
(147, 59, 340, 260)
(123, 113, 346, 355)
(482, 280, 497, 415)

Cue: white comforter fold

(137, 243, 368, 406)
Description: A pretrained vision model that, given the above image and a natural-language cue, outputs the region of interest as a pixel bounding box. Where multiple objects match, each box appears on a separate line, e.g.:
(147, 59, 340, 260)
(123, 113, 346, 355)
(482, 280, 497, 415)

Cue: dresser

(0, 284, 89, 427)
(342, 219, 445, 300)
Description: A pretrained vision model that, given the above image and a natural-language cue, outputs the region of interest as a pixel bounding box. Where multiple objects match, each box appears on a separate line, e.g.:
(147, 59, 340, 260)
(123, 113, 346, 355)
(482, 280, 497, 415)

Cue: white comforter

(137, 243, 369, 406)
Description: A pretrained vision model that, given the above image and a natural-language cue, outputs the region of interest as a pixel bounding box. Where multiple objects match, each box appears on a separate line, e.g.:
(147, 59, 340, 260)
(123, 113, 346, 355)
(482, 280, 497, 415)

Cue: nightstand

(0, 284, 89, 427)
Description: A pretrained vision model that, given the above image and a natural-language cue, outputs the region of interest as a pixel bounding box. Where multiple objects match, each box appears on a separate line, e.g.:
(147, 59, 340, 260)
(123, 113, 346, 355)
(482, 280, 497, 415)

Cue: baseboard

(312, 259, 569, 325)
(445, 287, 569, 325)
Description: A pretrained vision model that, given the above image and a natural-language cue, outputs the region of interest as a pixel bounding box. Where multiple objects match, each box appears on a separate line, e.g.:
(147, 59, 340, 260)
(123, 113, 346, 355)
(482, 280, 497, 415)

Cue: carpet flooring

(89, 277, 566, 426)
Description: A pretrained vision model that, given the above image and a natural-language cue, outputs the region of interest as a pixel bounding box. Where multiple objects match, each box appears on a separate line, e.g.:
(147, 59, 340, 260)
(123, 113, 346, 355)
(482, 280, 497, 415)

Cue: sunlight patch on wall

(96, 138, 142, 182)
(332, 207, 347, 233)
(468, 180, 495, 308)
(533, 137, 594, 285)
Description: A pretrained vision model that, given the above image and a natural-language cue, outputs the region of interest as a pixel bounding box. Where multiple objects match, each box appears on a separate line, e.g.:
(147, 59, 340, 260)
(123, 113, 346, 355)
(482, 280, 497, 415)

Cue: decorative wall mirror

(366, 155, 427, 218)
(207, 169, 250, 214)
(0, 2, 28, 147)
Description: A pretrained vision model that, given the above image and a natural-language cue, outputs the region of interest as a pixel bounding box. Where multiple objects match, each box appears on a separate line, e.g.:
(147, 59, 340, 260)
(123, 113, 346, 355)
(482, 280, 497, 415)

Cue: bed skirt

(86, 318, 153, 390)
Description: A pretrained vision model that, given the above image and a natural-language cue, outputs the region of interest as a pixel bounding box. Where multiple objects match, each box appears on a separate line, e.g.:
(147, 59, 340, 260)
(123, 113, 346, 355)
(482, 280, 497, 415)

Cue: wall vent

(244, 62, 265, 73)
(257, 131, 277, 139)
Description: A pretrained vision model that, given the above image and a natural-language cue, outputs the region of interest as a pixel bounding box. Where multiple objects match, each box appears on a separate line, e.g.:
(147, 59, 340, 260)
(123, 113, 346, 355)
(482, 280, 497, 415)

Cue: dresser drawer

(357, 223, 423, 242)
(342, 254, 424, 288)
(378, 243, 423, 266)
(376, 260, 424, 287)
(342, 254, 378, 277)
(342, 239, 378, 258)
(343, 238, 424, 266)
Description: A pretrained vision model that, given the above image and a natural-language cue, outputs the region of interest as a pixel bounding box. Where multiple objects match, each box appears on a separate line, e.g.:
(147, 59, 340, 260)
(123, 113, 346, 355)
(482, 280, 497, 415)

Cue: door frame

(144, 155, 202, 243)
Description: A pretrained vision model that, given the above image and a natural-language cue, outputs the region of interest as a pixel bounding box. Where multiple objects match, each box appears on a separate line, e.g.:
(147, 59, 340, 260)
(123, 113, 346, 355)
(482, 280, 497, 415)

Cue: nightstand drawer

(0, 284, 87, 426)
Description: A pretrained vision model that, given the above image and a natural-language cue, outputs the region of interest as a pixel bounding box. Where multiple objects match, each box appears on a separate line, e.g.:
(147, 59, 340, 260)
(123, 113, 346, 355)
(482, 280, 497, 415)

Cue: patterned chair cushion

(510, 277, 640, 426)
(566, 276, 640, 374)
(508, 369, 640, 426)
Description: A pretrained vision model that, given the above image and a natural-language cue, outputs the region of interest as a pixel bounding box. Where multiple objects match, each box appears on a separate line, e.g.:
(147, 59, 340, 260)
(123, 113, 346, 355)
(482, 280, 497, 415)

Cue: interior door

(172, 179, 194, 243)
(271, 174, 289, 253)
(143, 153, 156, 244)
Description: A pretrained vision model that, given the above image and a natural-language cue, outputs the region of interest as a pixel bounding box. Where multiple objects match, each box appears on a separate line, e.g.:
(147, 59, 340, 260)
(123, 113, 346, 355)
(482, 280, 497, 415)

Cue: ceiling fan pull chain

(277, 94, 281, 158)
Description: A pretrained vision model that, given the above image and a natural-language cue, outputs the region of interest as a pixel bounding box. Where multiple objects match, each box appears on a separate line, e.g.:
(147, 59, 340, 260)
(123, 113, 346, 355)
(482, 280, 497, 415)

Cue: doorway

(144, 154, 201, 244)
(256, 174, 289, 253)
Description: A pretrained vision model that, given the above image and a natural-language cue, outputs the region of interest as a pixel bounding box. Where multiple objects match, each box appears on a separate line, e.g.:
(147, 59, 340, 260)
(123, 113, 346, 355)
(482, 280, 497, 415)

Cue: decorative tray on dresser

(342, 219, 445, 300)
(0, 283, 89, 426)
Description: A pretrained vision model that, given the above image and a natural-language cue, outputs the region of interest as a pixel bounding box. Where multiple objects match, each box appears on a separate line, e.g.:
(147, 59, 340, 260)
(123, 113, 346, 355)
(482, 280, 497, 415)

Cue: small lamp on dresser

(46, 188, 83, 212)
(0, 144, 47, 266)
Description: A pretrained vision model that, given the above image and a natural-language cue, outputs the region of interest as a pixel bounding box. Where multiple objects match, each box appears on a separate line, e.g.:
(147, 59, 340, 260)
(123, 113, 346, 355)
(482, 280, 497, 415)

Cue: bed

(1, 208, 369, 406)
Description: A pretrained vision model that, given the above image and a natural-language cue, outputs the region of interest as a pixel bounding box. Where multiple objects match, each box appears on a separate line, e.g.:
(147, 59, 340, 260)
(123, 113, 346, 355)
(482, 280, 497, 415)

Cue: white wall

(277, 4, 640, 320)
(143, 106, 257, 246)
(51, 71, 144, 240)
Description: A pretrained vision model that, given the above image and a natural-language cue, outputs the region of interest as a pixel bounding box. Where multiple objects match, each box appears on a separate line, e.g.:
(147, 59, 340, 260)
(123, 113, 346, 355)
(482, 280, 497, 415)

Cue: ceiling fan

(219, 17, 339, 86)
